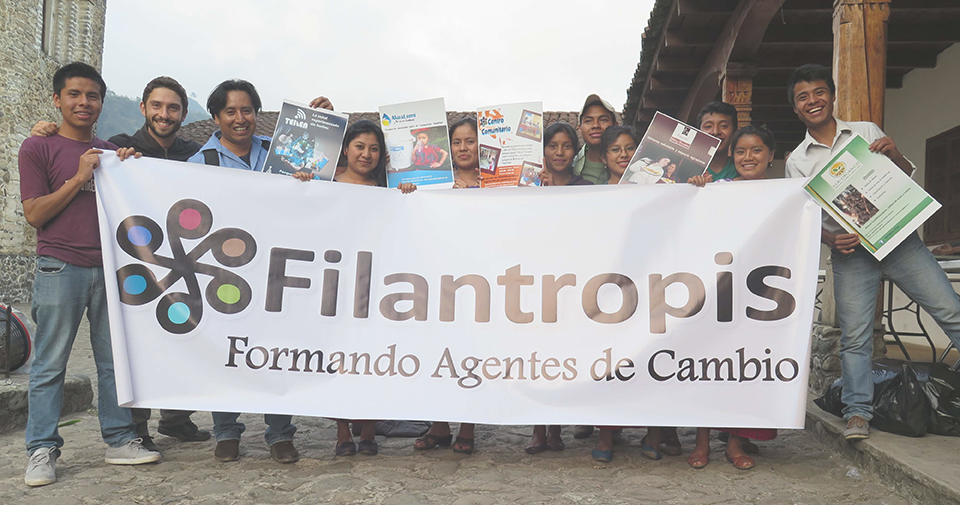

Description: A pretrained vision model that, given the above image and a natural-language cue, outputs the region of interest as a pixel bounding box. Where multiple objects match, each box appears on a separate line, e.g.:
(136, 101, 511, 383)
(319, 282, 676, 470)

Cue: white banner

(96, 153, 821, 428)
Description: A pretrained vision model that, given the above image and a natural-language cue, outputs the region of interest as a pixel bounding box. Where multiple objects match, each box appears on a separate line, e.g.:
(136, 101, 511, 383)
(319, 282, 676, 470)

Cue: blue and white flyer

(379, 97, 455, 189)
(264, 100, 348, 181)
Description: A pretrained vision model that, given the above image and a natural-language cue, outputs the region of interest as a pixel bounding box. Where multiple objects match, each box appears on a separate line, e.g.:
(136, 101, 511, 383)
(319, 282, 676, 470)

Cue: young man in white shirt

(785, 64, 960, 440)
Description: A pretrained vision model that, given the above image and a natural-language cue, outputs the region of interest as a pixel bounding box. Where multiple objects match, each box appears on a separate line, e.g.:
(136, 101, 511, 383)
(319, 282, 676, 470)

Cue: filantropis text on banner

(94, 153, 822, 429)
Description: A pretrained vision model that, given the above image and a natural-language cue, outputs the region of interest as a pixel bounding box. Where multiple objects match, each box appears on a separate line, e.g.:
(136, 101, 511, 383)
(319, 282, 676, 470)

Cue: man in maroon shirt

(19, 62, 159, 487)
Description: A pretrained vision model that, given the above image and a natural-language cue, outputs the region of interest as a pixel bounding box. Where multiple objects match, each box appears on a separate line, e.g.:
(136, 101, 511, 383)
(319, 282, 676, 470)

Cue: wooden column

(722, 63, 757, 127)
(832, 0, 890, 127)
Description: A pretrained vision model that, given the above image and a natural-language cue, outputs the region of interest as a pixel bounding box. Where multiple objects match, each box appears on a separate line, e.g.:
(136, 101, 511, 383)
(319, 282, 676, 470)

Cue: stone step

(0, 374, 94, 434)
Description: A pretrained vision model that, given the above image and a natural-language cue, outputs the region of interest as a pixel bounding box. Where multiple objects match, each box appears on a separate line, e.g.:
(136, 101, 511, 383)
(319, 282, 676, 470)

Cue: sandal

(718, 432, 759, 454)
(659, 429, 682, 456)
(452, 436, 475, 455)
(357, 439, 379, 456)
(725, 451, 755, 470)
(525, 442, 547, 455)
(591, 448, 613, 463)
(547, 439, 565, 452)
(335, 441, 356, 457)
(639, 436, 662, 461)
(687, 450, 709, 469)
(414, 433, 452, 451)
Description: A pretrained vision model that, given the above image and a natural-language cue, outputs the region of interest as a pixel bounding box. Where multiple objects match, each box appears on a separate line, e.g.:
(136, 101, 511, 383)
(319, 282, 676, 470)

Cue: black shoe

(139, 435, 160, 453)
(214, 440, 240, 462)
(270, 441, 299, 463)
(158, 421, 211, 442)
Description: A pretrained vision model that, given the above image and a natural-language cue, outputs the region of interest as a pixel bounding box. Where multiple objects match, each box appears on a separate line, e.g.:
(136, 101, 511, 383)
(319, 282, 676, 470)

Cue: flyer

(803, 134, 941, 260)
(263, 100, 348, 181)
(477, 101, 544, 188)
(619, 112, 720, 185)
(379, 97, 455, 189)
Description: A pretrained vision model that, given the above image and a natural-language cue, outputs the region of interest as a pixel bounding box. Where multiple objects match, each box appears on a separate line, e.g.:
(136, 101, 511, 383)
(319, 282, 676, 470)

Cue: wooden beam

(833, 0, 890, 127)
(676, 0, 786, 124)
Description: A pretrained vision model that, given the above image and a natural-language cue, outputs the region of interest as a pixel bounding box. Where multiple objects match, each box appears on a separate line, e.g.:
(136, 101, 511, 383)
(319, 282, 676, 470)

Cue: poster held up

(803, 133, 940, 260)
(379, 98, 455, 189)
(620, 112, 720, 185)
(477, 102, 544, 188)
(263, 100, 348, 181)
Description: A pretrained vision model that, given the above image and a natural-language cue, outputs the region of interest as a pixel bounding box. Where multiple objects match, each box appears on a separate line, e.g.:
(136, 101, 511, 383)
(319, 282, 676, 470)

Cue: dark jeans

(132, 409, 195, 436)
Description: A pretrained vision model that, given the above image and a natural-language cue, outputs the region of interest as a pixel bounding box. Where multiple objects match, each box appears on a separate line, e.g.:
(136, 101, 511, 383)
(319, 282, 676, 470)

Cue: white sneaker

(104, 438, 161, 465)
(25, 446, 59, 487)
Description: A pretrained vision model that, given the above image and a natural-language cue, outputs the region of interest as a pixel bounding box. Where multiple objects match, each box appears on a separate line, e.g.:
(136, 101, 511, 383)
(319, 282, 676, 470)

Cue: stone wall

(0, 0, 106, 303)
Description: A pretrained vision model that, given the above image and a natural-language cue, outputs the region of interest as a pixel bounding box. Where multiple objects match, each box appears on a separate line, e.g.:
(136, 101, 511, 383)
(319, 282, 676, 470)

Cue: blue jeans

(26, 256, 137, 454)
(212, 412, 296, 446)
(832, 232, 960, 421)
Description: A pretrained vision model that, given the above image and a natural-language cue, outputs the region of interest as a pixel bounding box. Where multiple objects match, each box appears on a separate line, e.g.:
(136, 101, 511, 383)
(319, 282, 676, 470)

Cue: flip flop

(525, 442, 548, 455)
(725, 451, 755, 470)
(452, 436, 475, 455)
(414, 433, 452, 451)
(591, 448, 613, 463)
(687, 450, 710, 469)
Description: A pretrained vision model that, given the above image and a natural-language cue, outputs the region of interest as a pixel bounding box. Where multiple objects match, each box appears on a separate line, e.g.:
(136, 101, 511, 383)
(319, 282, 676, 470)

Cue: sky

(101, 0, 657, 115)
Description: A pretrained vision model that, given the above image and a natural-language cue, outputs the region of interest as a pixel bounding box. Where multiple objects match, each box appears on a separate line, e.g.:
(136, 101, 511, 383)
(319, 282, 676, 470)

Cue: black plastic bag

(907, 361, 960, 436)
(815, 359, 928, 437)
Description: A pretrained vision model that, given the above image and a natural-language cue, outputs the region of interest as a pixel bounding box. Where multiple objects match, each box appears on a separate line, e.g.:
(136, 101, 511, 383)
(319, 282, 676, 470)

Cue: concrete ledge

(806, 397, 960, 505)
(0, 374, 94, 434)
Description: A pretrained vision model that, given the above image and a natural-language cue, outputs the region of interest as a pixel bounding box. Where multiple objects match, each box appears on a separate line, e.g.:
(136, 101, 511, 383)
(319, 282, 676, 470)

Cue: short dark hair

(448, 116, 478, 140)
(730, 125, 777, 154)
(53, 62, 106, 100)
(142, 76, 189, 114)
(342, 120, 388, 188)
(206, 79, 261, 118)
(697, 101, 738, 130)
(543, 122, 580, 158)
(599, 125, 637, 154)
(787, 64, 835, 105)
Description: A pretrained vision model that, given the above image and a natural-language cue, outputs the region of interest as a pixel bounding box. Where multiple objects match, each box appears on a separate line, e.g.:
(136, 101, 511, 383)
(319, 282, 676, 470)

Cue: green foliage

(97, 91, 208, 140)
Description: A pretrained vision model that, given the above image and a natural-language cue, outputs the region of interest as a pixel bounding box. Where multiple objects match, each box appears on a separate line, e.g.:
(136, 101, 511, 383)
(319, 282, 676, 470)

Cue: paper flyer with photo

(477, 101, 544, 188)
(379, 98, 454, 189)
(620, 112, 720, 185)
(804, 134, 940, 260)
(264, 100, 348, 181)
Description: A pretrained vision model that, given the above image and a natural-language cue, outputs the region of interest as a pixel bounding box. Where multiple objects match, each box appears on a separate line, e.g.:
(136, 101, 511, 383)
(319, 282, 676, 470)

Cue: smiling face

(791, 79, 835, 129)
(579, 104, 614, 148)
(141, 86, 184, 140)
(544, 130, 575, 174)
(450, 124, 478, 170)
(733, 134, 774, 180)
(214, 90, 257, 148)
(665, 163, 677, 177)
(604, 133, 637, 177)
(346, 132, 381, 176)
(53, 77, 103, 132)
(699, 112, 735, 153)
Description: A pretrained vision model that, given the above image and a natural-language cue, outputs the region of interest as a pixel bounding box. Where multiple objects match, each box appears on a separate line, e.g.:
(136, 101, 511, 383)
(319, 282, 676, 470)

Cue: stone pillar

(722, 62, 757, 127)
(832, 0, 890, 128)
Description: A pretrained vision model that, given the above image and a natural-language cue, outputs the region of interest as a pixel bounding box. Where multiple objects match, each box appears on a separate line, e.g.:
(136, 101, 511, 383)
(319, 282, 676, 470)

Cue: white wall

(882, 43, 960, 356)
(885, 43, 960, 188)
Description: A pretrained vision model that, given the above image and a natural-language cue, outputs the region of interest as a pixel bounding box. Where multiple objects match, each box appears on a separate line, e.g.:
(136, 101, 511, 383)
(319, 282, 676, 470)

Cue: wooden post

(722, 62, 757, 127)
(832, 0, 890, 356)
(832, 0, 890, 127)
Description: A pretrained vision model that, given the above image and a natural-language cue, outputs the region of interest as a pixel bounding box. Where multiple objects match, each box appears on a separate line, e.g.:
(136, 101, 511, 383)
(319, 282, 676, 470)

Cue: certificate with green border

(803, 134, 940, 260)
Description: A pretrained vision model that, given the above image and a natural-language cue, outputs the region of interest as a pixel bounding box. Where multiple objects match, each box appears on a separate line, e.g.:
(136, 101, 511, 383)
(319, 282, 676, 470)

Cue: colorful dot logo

(115, 199, 256, 334)
(381, 113, 391, 127)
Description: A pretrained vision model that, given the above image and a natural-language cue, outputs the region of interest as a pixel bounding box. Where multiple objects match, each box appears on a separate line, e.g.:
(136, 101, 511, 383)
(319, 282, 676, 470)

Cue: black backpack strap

(202, 148, 220, 166)
(261, 138, 271, 151)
